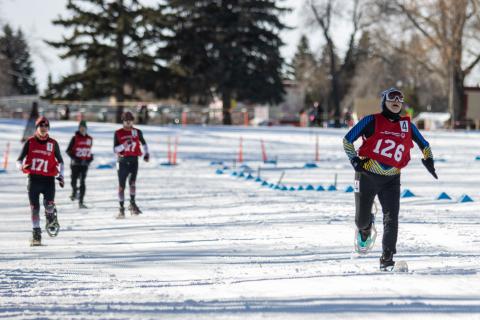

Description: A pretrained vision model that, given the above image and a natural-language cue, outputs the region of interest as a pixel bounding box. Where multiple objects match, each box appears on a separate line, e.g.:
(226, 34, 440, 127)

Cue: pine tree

(291, 35, 316, 83)
(164, 0, 288, 124)
(0, 24, 38, 95)
(47, 0, 168, 122)
(0, 53, 11, 96)
(291, 35, 324, 107)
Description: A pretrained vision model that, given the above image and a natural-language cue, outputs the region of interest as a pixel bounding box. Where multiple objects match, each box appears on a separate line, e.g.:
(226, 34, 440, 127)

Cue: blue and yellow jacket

(343, 114, 433, 176)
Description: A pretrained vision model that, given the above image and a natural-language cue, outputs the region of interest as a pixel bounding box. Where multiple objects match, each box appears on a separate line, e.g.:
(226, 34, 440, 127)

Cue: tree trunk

(115, 0, 126, 124)
(448, 64, 465, 128)
(116, 105, 125, 123)
(222, 90, 232, 125)
(326, 42, 341, 128)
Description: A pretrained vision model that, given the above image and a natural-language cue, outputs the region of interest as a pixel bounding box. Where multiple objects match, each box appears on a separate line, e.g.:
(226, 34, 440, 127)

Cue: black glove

(56, 175, 65, 188)
(350, 156, 365, 172)
(143, 153, 150, 162)
(422, 158, 438, 179)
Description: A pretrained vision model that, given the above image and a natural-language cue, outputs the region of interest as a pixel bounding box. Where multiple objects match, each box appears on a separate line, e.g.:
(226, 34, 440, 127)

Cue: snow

(0, 119, 479, 319)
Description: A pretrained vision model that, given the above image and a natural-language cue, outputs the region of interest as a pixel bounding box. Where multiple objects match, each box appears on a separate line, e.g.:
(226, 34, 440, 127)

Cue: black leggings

(355, 171, 400, 254)
(117, 157, 138, 203)
(71, 165, 88, 201)
(28, 175, 56, 226)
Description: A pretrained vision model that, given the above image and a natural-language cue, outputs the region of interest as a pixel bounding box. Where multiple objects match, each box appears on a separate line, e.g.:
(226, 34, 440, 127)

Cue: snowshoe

(354, 214, 377, 255)
(30, 227, 42, 246)
(45, 209, 60, 237)
(380, 250, 395, 271)
(129, 202, 142, 215)
(116, 207, 125, 219)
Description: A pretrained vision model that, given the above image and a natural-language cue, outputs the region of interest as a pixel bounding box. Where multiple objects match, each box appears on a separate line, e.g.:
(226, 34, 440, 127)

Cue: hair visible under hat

(35, 116, 49, 128)
(122, 111, 135, 121)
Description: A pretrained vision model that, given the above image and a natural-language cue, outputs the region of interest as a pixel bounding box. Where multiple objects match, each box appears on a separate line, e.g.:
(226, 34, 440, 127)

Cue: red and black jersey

(358, 114, 414, 169)
(23, 136, 60, 176)
(67, 132, 93, 161)
(114, 127, 145, 157)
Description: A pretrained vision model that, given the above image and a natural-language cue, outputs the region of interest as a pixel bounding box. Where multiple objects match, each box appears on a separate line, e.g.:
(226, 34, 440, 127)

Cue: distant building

(353, 96, 378, 122)
(269, 80, 305, 125)
(465, 86, 480, 128)
(412, 112, 450, 130)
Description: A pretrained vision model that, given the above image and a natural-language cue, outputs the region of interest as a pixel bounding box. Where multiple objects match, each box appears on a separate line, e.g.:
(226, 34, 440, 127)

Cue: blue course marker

(401, 189, 415, 198)
(458, 194, 474, 203)
(264, 159, 278, 165)
(436, 192, 451, 200)
(96, 164, 114, 169)
(327, 185, 337, 191)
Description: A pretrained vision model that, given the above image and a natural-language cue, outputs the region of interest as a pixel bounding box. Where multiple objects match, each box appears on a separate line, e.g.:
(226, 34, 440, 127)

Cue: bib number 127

(373, 139, 404, 162)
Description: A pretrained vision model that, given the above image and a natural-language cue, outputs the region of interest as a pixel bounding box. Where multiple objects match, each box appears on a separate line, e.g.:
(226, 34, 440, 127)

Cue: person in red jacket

(66, 120, 93, 209)
(17, 116, 64, 246)
(113, 111, 150, 218)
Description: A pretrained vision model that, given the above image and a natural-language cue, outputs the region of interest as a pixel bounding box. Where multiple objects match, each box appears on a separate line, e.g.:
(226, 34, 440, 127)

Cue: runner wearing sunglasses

(17, 116, 64, 246)
(343, 87, 437, 271)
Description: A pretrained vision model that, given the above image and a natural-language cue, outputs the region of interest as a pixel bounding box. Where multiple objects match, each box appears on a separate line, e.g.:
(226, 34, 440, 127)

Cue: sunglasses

(385, 91, 404, 103)
(38, 123, 49, 128)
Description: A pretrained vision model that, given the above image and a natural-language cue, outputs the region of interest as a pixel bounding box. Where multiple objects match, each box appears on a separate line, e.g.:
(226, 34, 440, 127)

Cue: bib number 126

(373, 139, 404, 162)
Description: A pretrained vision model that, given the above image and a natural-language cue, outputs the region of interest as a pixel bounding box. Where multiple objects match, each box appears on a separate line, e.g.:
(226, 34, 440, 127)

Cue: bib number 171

(373, 139, 404, 162)
(31, 158, 49, 173)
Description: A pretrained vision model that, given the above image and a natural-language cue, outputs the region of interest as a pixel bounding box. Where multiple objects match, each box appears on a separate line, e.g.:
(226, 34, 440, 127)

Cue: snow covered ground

(1, 118, 479, 319)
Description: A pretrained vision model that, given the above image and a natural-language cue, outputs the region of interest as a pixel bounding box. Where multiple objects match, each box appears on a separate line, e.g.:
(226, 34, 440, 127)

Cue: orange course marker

(238, 137, 243, 163)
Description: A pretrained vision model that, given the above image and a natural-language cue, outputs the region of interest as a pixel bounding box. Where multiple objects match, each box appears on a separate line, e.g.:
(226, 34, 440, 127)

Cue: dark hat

(79, 120, 87, 128)
(35, 116, 50, 128)
(121, 111, 135, 121)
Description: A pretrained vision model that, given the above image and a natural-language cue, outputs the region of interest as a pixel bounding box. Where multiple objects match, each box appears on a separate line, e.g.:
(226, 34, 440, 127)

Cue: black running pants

(354, 171, 400, 254)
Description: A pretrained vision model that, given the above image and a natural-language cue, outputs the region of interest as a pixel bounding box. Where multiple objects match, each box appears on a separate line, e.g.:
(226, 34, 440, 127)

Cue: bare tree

(376, 0, 480, 127)
(305, 0, 371, 127)
(346, 32, 447, 114)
